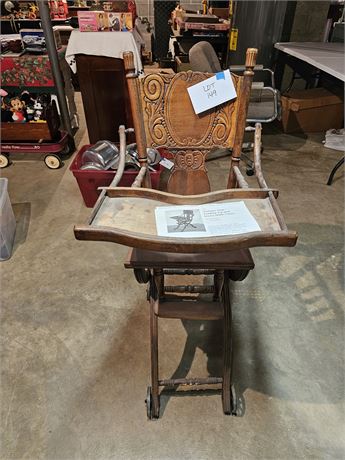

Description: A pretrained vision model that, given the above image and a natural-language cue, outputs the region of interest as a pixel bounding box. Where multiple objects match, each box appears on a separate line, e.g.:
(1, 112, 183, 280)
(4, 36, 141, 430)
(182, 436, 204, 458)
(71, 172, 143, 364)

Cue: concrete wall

(289, 0, 330, 41)
(280, 0, 331, 90)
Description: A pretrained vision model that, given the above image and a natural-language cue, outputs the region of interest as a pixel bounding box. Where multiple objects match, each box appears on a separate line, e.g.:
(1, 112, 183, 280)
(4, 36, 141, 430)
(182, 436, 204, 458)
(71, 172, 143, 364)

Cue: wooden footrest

(156, 299, 223, 320)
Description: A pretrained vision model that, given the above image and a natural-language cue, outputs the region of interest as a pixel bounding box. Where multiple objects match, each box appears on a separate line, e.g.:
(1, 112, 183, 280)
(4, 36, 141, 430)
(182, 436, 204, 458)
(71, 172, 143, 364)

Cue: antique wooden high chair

(74, 49, 297, 419)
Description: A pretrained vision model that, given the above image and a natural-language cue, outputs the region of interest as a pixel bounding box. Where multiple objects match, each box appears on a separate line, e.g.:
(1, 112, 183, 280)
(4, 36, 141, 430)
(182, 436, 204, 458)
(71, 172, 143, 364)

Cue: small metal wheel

(228, 269, 250, 282)
(145, 386, 153, 420)
(0, 153, 10, 168)
(134, 268, 151, 284)
(230, 384, 238, 416)
(246, 167, 255, 176)
(44, 154, 62, 169)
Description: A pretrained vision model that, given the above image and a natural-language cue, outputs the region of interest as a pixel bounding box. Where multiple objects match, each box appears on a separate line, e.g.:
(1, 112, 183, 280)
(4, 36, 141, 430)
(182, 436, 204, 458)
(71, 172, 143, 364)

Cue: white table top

(65, 29, 143, 74)
(274, 42, 345, 82)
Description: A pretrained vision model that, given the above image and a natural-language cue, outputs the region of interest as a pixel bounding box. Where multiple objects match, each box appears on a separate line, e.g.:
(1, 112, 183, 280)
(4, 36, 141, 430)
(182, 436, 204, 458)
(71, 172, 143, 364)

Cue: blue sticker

(216, 71, 225, 80)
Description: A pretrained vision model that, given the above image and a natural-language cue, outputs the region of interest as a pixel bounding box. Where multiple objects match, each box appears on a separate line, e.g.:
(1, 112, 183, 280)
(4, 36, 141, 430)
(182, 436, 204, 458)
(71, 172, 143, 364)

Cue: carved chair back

(123, 49, 257, 194)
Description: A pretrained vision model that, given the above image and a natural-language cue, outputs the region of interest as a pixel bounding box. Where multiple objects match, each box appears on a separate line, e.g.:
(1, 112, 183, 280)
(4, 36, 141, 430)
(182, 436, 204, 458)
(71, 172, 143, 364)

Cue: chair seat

(248, 100, 276, 120)
(125, 248, 255, 270)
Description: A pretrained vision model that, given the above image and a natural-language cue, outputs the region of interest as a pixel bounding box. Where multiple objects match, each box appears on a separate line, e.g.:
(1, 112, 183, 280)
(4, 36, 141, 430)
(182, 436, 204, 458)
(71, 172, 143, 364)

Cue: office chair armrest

(230, 65, 275, 88)
(246, 87, 280, 124)
(230, 64, 264, 71)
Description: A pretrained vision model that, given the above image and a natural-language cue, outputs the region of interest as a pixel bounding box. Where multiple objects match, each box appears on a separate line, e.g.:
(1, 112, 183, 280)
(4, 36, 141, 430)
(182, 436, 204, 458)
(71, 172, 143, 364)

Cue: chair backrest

(189, 41, 222, 73)
(123, 48, 257, 194)
(189, 41, 279, 124)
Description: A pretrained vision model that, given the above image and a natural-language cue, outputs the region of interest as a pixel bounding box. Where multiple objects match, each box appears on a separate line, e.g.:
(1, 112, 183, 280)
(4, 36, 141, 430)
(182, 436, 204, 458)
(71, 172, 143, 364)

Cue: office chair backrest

(189, 41, 222, 73)
(123, 49, 257, 194)
(189, 41, 280, 124)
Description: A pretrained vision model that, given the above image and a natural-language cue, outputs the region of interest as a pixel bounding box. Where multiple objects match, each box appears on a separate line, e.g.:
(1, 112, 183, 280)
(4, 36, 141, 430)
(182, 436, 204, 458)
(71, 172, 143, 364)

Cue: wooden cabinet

(75, 54, 134, 144)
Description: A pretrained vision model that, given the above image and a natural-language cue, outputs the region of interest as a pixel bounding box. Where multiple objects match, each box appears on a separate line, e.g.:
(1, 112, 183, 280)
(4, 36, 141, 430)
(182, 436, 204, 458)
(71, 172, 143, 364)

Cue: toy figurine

(1, 89, 13, 122)
(202, 0, 208, 15)
(9, 96, 26, 122)
(33, 99, 44, 121)
(28, 3, 39, 19)
(20, 91, 36, 121)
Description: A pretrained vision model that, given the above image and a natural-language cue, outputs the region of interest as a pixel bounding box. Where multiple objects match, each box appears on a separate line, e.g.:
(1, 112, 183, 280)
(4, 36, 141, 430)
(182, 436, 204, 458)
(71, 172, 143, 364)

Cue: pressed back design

(123, 49, 257, 194)
(140, 71, 242, 150)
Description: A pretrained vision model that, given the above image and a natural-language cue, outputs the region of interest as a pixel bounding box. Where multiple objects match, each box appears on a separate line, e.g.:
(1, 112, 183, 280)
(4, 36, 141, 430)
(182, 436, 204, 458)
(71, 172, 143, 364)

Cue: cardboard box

(107, 12, 133, 31)
(20, 28, 62, 51)
(77, 11, 106, 32)
(281, 88, 344, 133)
(77, 11, 132, 32)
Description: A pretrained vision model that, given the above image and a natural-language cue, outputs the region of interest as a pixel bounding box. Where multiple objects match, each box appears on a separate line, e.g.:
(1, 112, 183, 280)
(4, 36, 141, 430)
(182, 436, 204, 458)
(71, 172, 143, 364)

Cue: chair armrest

(246, 87, 280, 123)
(230, 64, 264, 72)
(230, 65, 275, 88)
(252, 123, 290, 233)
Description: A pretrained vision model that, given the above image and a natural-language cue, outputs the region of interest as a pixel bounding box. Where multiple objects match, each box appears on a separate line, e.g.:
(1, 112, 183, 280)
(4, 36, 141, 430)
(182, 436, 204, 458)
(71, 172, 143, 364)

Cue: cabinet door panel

(76, 55, 133, 143)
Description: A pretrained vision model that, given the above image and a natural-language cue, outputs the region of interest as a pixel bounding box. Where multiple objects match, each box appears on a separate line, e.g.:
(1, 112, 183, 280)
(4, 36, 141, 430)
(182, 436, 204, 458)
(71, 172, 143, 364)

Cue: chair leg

(213, 270, 224, 301)
(222, 270, 233, 415)
(149, 278, 160, 419)
(327, 156, 344, 186)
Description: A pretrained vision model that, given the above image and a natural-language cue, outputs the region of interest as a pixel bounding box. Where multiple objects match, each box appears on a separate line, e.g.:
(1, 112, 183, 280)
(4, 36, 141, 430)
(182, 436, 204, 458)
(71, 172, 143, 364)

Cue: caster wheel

(246, 167, 255, 176)
(145, 386, 160, 420)
(231, 384, 238, 416)
(0, 153, 10, 168)
(134, 268, 151, 284)
(145, 386, 153, 420)
(44, 154, 62, 169)
(228, 269, 249, 282)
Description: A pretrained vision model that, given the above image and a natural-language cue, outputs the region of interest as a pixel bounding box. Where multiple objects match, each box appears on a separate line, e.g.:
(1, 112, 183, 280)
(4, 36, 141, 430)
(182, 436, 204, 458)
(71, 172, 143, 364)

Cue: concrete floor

(1, 101, 344, 459)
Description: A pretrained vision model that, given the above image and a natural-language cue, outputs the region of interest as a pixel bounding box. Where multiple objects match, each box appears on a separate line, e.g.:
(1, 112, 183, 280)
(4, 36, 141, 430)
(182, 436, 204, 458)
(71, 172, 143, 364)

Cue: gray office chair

(189, 41, 280, 124)
(189, 41, 280, 173)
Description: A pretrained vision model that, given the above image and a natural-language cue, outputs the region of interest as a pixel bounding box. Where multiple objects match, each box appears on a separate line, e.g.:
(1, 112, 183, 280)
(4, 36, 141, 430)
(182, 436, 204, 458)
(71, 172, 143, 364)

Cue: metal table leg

(327, 156, 344, 185)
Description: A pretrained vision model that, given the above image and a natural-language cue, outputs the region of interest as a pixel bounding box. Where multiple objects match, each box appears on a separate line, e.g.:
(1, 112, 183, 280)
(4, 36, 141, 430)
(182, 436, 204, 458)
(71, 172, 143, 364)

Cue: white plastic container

(0, 178, 16, 261)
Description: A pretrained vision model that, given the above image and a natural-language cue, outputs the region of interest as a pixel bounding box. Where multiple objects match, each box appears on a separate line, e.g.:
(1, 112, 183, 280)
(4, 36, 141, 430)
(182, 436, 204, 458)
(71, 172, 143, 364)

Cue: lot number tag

(187, 69, 237, 115)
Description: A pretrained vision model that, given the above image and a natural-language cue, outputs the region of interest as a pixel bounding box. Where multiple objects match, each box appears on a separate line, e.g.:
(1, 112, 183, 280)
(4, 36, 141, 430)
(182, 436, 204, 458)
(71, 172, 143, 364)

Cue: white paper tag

(160, 157, 174, 170)
(187, 69, 237, 115)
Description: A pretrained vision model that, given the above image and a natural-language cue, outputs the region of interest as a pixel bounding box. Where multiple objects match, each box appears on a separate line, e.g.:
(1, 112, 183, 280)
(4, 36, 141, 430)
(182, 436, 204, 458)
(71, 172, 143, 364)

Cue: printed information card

(155, 201, 261, 238)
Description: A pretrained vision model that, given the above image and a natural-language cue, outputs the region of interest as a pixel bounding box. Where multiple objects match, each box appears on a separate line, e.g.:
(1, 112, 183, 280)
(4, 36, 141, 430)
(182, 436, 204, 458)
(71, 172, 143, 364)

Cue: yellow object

(229, 28, 238, 51)
(202, 0, 207, 15)
(229, 0, 233, 18)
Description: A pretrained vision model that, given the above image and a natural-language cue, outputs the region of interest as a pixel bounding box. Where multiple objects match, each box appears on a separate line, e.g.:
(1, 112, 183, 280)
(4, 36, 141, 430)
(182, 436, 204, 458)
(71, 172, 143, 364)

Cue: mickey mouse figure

(20, 91, 35, 121)
(33, 99, 44, 121)
(10, 96, 26, 123)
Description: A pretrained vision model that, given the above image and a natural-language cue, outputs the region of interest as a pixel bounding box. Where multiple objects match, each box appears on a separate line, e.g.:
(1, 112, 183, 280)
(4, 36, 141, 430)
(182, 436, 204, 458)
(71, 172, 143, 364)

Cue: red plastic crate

(70, 144, 163, 207)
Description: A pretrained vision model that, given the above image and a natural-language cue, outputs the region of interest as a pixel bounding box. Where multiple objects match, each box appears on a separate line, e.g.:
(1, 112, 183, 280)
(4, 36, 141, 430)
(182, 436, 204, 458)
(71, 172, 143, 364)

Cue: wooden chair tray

(74, 187, 297, 253)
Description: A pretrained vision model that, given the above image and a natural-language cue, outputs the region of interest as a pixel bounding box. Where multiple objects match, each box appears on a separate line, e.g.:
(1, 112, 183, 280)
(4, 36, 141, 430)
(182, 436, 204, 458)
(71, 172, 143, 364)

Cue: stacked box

(77, 11, 133, 32)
